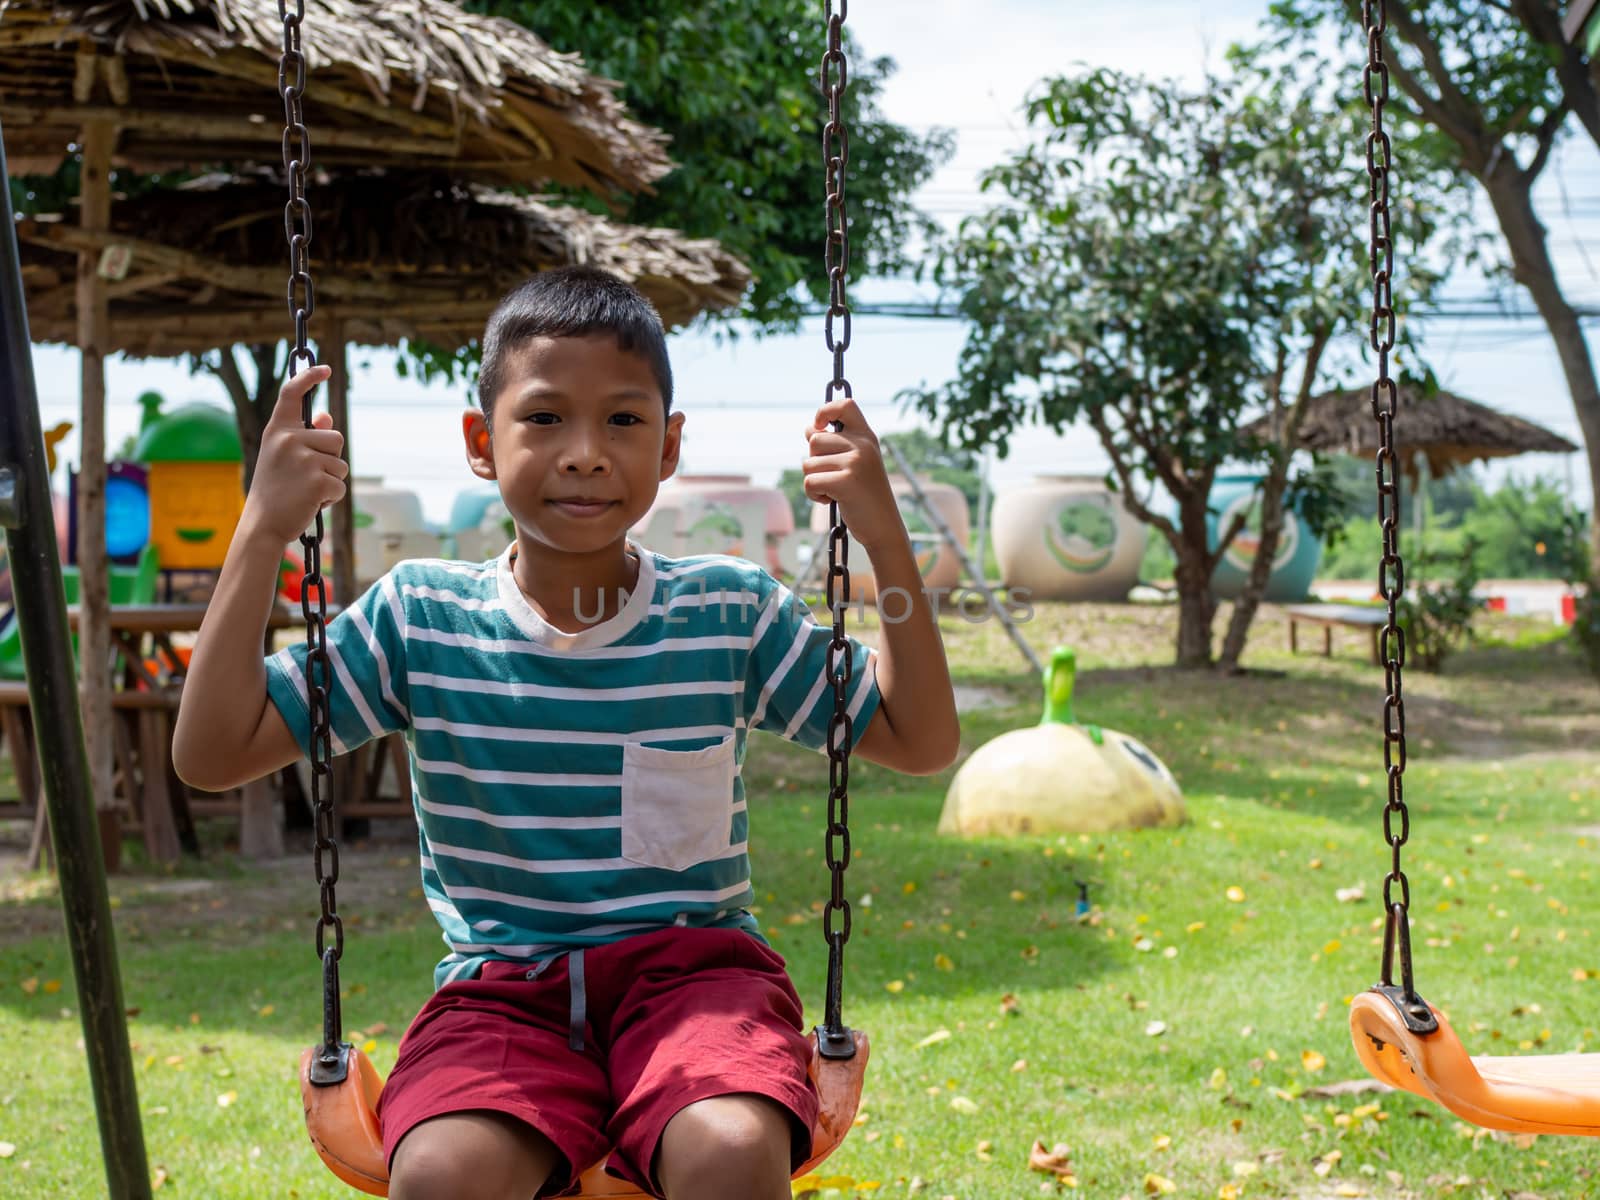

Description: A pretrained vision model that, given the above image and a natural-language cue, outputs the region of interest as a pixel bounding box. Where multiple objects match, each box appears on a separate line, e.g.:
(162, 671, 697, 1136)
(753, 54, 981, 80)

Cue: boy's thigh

(600, 928, 818, 1191)
(389, 1111, 563, 1200)
(378, 966, 612, 1192)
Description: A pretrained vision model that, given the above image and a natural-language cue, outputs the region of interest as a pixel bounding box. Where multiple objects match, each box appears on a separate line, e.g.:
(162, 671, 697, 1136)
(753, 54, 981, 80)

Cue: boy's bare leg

(656, 1094, 795, 1200)
(390, 1111, 564, 1200)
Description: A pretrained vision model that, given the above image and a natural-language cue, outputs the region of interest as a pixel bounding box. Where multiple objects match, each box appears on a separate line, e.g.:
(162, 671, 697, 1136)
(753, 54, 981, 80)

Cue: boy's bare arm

(172, 365, 346, 792)
(802, 398, 961, 776)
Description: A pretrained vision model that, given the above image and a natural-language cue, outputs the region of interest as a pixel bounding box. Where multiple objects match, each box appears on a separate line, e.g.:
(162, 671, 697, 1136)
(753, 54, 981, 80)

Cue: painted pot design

(808, 474, 969, 603)
(637, 474, 795, 571)
(990, 475, 1146, 602)
(1207, 473, 1322, 603)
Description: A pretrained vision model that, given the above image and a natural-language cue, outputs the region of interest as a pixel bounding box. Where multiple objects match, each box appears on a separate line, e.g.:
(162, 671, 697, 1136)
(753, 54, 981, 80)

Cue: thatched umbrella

(0, 0, 672, 837)
(1246, 386, 1579, 480)
(0, 0, 671, 192)
(16, 171, 750, 351)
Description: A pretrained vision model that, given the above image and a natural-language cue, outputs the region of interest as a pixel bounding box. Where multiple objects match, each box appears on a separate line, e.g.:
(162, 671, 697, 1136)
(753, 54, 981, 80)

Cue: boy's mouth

(549, 498, 617, 518)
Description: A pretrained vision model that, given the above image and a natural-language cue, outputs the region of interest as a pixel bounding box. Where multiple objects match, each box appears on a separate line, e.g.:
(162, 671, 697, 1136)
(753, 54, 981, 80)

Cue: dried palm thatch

(1244, 386, 1578, 479)
(15, 171, 748, 352)
(0, 0, 671, 194)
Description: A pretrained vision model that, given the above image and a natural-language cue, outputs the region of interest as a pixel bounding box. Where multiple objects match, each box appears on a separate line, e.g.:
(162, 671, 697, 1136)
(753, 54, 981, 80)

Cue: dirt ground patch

(0, 820, 426, 950)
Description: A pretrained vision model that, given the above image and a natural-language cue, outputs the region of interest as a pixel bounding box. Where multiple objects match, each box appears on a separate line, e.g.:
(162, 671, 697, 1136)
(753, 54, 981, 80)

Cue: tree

(904, 61, 1447, 668)
(466, 0, 952, 331)
(1270, 0, 1600, 583)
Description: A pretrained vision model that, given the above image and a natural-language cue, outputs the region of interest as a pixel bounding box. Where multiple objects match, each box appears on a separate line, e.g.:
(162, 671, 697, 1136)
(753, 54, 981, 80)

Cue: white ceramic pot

(351, 477, 443, 585)
(990, 475, 1146, 602)
(635, 474, 795, 571)
(807, 474, 970, 604)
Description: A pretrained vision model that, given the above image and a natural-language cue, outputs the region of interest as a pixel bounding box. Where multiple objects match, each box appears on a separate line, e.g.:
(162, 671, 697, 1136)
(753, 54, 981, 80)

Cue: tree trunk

(1170, 493, 1219, 668)
(75, 119, 116, 835)
(1218, 460, 1291, 672)
(1480, 165, 1600, 578)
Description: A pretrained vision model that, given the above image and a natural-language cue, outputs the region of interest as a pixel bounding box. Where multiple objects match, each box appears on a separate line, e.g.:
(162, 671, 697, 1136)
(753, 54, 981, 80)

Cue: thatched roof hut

(1245, 386, 1578, 479)
(14, 172, 748, 352)
(0, 0, 672, 195)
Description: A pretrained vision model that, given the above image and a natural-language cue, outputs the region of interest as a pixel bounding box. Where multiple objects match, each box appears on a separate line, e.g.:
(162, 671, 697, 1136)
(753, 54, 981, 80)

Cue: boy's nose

(559, 433, 611, 473)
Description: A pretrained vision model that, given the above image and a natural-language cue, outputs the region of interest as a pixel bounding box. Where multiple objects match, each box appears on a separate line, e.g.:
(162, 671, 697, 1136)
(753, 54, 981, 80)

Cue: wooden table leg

(5, 707, 52, 872)
(1289, 619, 1298, 654)
(1324, 625, 1333, 657)
(240, 777, 284, 860)
(136, 709, 181, 865)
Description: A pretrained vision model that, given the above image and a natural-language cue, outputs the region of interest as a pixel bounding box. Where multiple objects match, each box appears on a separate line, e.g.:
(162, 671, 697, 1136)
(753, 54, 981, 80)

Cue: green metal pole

(0, 125, 153, 1200)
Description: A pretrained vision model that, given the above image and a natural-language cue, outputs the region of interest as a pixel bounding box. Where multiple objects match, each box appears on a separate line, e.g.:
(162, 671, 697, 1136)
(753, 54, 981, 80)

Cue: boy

(174, 266, 960, 1200)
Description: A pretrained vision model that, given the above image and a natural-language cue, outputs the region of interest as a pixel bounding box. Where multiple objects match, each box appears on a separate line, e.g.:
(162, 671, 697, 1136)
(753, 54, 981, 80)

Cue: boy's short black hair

(477, 265, 673, 421)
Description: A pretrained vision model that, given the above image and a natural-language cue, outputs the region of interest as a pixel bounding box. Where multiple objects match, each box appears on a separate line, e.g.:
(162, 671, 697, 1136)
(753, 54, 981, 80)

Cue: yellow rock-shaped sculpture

(939, 647, 1185, 837)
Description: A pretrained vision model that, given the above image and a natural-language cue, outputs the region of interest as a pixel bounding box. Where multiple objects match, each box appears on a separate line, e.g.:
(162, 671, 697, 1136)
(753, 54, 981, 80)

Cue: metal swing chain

(818, 0, 857, 1060)
(278, 0, 346, 1072)
(1364, 0, 1430, 1030)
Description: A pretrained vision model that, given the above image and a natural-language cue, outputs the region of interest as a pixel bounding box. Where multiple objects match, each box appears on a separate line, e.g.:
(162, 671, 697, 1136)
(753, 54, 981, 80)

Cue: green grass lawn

(2, 602, 1598, 1199)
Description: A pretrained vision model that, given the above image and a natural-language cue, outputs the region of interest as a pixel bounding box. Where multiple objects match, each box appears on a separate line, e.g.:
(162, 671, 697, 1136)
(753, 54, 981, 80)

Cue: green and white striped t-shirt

(265, 544, 880, 989)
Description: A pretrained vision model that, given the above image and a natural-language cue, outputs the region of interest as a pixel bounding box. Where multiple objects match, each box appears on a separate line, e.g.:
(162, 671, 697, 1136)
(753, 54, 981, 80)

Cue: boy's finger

(814, 395, 864, 428)
(270, 365, 332, 427)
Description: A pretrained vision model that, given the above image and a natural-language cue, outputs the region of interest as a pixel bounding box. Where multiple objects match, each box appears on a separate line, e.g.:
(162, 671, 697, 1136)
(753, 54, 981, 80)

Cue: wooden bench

(1282, 603, 1387, 665)
(0, 681, 414, 867)
(0, 680, 191, 868)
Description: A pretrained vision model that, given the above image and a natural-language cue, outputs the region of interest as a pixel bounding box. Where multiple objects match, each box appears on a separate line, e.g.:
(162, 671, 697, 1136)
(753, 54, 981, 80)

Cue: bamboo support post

(76, 117, 118, 856)
(0, 117, 153, 1200)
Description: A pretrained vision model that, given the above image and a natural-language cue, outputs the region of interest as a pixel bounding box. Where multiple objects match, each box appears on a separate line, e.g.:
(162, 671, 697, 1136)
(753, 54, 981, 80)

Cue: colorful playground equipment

(131, 399, 245, 572)
(989, 474, 1147, 602)
(938, 646, 1185, 836)
(1207, 472, 1322, 603)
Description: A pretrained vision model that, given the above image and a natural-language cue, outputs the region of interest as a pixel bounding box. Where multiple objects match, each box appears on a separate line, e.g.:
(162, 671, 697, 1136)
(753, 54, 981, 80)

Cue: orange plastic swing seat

(1350, 990, 1600, 1136)
(301, 1028, 869, 1197)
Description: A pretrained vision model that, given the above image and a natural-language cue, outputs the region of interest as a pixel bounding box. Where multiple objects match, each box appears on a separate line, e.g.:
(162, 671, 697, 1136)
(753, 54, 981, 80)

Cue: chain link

(820, 0, 855, 1039)
(1364, 0, 1413, 987)
(279, 0, 341, 1049)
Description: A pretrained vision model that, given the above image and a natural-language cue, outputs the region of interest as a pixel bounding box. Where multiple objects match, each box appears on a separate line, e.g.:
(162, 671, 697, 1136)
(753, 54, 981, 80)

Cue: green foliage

(1320, 471, 1593, 583)
(901, 56, 1450, 664)
(466, 0, 952, 331)
(1549, 504, 1600, 685)
(1398, 536, 1482, 672)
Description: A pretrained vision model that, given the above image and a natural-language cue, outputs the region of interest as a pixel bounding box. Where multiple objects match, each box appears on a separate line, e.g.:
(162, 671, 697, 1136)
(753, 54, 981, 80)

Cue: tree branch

(1511, 0, 1600, 152)
(1086, 408, 1179, 542)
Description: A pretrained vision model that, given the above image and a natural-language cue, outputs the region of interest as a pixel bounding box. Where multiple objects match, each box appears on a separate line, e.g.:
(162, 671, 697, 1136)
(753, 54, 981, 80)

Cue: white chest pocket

(620, 734, 738, 873)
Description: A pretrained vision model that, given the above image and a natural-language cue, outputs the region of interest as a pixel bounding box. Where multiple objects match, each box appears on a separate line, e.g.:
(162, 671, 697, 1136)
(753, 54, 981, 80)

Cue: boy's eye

(609, 412, 644, 427)
(525, 411, 560, 425)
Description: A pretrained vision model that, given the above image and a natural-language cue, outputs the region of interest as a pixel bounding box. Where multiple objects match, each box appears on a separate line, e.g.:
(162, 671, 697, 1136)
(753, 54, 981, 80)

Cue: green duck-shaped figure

(938, 646, 1185, 836)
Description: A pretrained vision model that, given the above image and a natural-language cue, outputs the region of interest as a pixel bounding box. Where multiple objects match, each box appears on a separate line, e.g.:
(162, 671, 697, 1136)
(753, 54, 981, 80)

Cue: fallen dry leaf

(1144, 1172, 1177, 1195)
(1027, 1140, 1074, 1182)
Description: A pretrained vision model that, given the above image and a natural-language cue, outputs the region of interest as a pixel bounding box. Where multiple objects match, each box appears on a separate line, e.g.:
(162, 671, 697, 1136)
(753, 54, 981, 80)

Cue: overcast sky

(25, 0, 1597, 524)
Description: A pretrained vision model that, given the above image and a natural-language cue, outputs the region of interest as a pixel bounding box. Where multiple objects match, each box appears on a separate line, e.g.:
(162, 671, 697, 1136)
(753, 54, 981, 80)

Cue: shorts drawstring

(524, 950, 587, 1052)
(568, 948, 586, 1052)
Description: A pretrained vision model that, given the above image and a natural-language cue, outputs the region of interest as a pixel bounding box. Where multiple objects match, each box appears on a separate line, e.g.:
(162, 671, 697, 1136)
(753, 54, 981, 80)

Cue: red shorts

(377, 926, 817, 1198)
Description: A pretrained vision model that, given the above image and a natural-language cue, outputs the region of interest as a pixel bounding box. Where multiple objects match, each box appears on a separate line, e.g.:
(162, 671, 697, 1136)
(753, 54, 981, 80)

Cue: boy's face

(463, 334, 683, 557)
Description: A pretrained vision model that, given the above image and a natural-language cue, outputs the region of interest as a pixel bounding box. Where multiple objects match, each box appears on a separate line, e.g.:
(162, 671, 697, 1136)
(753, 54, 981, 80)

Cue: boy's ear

(659, 411, 685, 482)
(463, 409, 496, 481)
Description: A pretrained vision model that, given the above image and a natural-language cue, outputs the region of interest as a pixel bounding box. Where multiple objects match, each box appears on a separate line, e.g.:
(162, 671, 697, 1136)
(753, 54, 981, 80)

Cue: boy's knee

(658, 1095, 793, 1187)
(390, 1112, 560, 1200)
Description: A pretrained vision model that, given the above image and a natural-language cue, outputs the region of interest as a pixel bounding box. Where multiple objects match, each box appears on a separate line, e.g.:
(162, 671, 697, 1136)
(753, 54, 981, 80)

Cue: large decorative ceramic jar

(990, 475, 1146, 602)
(807, 474, 969, 604)
(635, 474, 794, 571)
(350, 477, 443, 587)
(1207, 473, 1322, 602)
